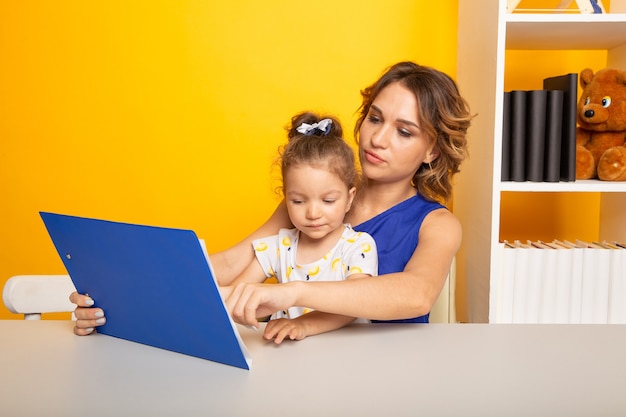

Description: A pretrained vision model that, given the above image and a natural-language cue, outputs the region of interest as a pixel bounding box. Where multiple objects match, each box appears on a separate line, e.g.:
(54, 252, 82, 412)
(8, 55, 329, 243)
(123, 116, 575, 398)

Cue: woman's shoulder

(420, 208, 462, 248)
(355, 194, 443, 228)
(423, 205, 459, 226)
(411, 193, 446, 209)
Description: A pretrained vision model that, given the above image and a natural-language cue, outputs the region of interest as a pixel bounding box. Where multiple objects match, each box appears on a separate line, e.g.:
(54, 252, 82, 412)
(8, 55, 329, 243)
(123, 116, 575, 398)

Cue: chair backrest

(429, 258, 457, 324)
(2, 275, 76, 320)
(3, 267, 456, 322)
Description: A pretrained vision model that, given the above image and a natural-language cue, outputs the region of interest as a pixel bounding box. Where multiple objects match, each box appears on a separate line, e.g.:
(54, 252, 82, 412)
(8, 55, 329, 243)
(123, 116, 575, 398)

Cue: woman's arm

(226, 209, 460, 325)
(210, 200, 292, 285)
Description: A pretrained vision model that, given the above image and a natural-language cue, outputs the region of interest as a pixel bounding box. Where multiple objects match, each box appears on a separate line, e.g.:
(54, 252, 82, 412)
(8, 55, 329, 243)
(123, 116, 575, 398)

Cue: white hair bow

(296, 118, 333, 135)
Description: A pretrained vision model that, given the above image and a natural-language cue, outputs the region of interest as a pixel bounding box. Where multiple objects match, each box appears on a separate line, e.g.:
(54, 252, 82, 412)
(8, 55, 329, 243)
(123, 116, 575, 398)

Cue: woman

(70, 61, 472, 335)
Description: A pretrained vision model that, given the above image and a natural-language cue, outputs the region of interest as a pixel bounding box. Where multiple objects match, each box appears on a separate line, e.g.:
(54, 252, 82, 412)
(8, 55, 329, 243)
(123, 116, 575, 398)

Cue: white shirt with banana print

(252, 224, 378, 320)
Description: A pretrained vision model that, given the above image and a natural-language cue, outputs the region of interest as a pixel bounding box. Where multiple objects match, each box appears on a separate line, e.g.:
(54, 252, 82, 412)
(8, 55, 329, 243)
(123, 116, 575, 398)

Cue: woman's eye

(367, 115, 381, 124)
(323, 200, 336, 204)
(398, 129, 412, 138)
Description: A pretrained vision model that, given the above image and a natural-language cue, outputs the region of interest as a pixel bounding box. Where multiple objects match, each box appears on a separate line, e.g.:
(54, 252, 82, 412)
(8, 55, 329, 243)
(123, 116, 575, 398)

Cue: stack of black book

(501, 73, 578, 182)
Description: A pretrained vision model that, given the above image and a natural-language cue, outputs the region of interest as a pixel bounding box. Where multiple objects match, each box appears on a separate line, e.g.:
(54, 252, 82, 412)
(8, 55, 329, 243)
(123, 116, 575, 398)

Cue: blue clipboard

(40, 212, 251, 370)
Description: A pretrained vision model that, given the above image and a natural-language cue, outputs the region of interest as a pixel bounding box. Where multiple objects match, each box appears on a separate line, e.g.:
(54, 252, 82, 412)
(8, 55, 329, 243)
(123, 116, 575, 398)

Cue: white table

(1, 320, 625, 416)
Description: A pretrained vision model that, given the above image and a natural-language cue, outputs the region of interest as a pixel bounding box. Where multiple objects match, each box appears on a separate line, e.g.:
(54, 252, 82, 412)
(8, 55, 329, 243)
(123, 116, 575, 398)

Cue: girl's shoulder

(253, 228, 298, 249)
(340, 224, 375, 244)
(278, 227, 299, 238)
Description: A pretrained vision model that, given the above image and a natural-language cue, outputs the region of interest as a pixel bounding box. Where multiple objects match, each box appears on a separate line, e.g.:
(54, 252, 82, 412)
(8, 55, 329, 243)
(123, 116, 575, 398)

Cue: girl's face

(358, 82, 439, 186)
(284, 164, 355, 244)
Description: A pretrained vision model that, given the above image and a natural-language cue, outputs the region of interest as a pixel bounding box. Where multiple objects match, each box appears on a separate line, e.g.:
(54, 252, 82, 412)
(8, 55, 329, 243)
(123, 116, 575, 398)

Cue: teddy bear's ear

(580, 68, 595, 89)
(618, 70, 626, 86)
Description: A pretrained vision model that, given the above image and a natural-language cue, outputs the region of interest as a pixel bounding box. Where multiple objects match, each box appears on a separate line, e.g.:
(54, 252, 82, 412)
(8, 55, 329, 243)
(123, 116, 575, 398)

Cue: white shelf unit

(454, 0, 626, 323)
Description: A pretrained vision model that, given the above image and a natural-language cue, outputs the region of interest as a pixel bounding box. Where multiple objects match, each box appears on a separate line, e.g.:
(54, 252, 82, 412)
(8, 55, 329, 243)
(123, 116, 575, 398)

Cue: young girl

(228, 112, 377, 343)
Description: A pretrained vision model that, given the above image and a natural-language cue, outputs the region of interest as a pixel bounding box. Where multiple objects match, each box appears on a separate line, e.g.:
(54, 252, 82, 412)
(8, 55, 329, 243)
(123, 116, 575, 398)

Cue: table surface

(1, 320, 625, 416)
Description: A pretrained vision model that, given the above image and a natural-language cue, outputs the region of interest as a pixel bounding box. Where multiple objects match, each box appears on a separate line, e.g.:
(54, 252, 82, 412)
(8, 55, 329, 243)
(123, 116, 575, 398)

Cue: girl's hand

(263, 318, 307, 344)
(68, 291, 106, 336)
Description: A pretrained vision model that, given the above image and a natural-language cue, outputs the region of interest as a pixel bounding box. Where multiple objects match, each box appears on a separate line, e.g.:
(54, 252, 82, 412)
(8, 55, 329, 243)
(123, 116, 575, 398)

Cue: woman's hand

(68, 291, 106, 336)
(224, 282, 298, 328)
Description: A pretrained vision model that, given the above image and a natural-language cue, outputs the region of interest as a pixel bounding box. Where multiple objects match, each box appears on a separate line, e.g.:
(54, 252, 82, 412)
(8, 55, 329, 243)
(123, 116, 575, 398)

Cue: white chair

(2, 268, 456, 323)
(2, 275, 76, 320)
(429, 258, 457, 323)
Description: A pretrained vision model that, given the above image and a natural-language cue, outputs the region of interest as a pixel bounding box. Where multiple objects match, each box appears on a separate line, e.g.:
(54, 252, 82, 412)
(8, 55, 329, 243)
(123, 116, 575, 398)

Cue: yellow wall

(0, 0, 460, 319)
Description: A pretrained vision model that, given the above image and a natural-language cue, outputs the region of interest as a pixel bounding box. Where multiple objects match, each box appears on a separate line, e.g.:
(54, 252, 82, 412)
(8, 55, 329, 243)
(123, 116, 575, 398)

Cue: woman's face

(358, 82, 439, 185)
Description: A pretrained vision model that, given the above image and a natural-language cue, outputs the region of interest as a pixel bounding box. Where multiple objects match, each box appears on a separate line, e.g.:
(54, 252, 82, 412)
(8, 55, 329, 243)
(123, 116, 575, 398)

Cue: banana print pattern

(252, 224, 378, 320)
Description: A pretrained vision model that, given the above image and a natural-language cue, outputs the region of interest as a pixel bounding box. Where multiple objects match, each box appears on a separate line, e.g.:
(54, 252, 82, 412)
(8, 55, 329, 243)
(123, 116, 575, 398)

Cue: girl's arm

(261, 272, 371, 343)
(231, 257, 268, 286)
(263, 311, 357, 344)
(226, 209, 460, 325)
(219, 257, 267, 301)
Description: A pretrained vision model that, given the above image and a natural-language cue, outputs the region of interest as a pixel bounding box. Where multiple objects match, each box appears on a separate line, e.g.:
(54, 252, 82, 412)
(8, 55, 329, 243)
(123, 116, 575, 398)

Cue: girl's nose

(306, 202, 321, 219)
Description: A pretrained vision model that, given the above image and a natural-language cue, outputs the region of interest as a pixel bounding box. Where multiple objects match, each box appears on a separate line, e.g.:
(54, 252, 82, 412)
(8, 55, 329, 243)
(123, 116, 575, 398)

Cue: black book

(510, 90, 527, 182)
(543, 73, 578, 182)
(543, 90, 564, 182)
(501, 91, 512, 181)
(525, 90, 548, 182)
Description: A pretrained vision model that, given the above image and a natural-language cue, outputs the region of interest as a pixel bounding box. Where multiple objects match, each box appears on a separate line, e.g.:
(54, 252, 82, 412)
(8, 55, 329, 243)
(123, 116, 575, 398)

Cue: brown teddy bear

(576, 68, 626, 181)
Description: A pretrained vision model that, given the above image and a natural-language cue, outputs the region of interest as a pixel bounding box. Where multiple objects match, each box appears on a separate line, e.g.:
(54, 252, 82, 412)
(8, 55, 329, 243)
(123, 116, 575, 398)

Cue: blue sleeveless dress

(353, 194, 445, 323)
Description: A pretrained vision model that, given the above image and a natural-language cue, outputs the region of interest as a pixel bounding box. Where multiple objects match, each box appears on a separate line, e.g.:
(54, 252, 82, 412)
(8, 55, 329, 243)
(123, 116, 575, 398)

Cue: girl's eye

(323, 200, 336, 204)
(292, 200, 303, 204)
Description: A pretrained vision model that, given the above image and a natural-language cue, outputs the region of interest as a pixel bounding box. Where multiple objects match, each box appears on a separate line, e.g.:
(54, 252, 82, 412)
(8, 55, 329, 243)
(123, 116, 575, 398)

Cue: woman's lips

(364, 150, 385, 164)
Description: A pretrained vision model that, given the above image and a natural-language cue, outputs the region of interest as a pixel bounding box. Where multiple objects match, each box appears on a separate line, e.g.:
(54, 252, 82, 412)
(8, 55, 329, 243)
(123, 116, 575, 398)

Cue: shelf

(506, 13, 626, 49)
(500, 180, 626, 192)
(456, 0, 626, 323)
